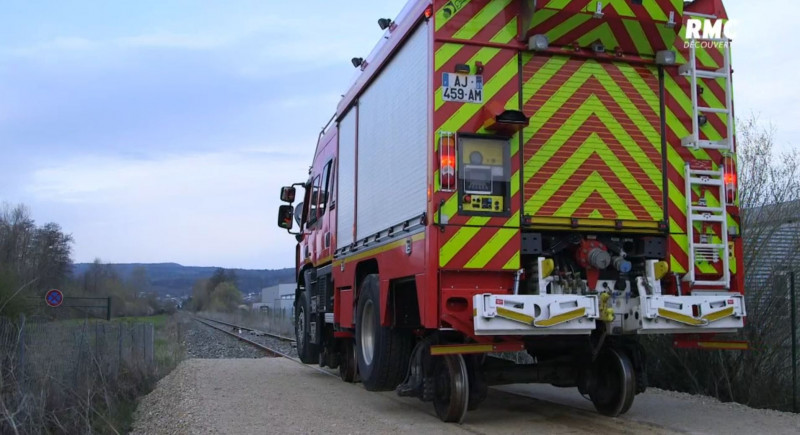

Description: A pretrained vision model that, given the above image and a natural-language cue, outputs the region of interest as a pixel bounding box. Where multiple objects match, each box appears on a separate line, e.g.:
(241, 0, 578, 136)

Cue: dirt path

(132, 358, 800, 435)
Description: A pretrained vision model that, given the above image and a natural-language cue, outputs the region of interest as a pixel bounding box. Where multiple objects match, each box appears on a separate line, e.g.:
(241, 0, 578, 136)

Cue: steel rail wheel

(432, 354, 469, 423)
(589, 348, 636, 417)
(339, 339, 358, 383)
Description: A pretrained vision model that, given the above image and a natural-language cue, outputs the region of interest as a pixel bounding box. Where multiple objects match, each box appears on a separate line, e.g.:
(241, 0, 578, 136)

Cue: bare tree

(646, 115, 800, 410)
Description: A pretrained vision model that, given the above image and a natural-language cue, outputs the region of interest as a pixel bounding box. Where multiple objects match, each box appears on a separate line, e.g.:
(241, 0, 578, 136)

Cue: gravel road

(130, 357, 800, 435)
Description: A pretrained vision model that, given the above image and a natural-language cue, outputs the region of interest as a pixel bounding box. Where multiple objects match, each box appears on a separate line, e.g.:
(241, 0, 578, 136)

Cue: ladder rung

(696, 70, 727, 80)
(692, 280, 730, 288)
(689, 177, 723, 186)
(690, 206, 725, 214)
(699, 106, 729, 114)
(694, 243, 726, 250)
(681, 138, 731, 150)
(690, 214, 725, 222)
(688, 169, 723, 176)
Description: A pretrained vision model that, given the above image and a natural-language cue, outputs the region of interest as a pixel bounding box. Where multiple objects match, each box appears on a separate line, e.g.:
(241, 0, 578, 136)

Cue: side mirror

(277, 205, 293, 229)
(280, 186, 296, 203)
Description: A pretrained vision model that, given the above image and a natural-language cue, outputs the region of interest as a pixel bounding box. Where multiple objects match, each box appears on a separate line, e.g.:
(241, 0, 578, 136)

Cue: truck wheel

(295, 292, 319, 364)
(589, 348, 635, 416)
(356, 274, 412, 391)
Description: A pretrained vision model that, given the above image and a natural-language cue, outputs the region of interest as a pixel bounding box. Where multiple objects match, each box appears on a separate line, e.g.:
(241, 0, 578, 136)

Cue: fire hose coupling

(612, 256, 632, 273)
(599, 292, 615, 322)
(576, 239, 610, 270)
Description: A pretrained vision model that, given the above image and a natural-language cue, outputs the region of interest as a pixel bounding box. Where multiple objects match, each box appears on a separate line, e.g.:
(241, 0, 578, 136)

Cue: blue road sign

(45, 289, 63, 307)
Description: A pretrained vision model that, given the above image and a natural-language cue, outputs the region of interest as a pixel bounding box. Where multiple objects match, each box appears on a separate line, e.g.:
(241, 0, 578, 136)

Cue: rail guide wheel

(589, 348, 636, 417)
(432, 354, 469, 423)
(339, 339, 358, 383)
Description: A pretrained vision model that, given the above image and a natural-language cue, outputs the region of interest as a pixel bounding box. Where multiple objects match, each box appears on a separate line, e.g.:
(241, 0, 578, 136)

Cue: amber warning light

(439, 134, 456, 191)
(723, 156, 737, 204)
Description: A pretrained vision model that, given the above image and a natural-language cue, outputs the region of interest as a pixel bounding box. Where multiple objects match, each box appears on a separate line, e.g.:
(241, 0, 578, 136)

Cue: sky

(0, 1, 797, 270)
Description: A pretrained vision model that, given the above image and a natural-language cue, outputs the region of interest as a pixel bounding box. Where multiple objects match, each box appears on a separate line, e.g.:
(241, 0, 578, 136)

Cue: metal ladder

(684, 164, 730, 288)
(679, 38, 733, 151)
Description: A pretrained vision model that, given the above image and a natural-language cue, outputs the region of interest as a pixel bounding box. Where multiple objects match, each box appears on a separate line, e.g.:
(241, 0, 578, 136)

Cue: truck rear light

(439, 133, 456, 191)
(424, 5, 433, 20)
(723, 155, 737, 204)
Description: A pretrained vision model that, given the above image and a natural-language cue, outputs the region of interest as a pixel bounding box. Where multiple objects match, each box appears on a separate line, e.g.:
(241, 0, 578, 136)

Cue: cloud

(5, 36, 99, 57)
(117, 33, 230, 50)
(25, 148, 312, 268)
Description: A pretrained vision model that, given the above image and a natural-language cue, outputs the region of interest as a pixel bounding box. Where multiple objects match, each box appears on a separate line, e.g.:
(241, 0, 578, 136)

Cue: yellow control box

(462, 195, 504, 213)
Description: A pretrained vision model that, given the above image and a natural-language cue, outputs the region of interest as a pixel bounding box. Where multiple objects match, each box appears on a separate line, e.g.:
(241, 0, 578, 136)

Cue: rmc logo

(684, 18, 735, 48)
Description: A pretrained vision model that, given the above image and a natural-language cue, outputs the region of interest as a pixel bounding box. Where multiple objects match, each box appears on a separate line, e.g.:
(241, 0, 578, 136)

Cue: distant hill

(71, 262, 295, 297)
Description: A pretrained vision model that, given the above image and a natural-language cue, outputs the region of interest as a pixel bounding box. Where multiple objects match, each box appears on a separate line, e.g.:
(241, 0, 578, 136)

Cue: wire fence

(0, 315, 156, 433)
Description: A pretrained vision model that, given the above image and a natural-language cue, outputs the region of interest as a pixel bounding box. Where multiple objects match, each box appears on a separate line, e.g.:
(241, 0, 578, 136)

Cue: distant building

(255, 283, 295, 314)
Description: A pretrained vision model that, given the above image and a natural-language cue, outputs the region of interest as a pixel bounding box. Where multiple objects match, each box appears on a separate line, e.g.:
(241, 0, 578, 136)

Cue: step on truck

(276, 0, 745, 423)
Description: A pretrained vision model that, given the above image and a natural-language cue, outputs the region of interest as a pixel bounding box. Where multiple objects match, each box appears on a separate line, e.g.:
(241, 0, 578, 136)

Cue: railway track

(192, 316, 292, 358)
(194, 315, 295, 342)
(192, 315, 338, 378)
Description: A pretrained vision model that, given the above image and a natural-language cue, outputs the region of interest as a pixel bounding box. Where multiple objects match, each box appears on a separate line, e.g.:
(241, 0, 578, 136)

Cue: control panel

(462, 195, 504, 213)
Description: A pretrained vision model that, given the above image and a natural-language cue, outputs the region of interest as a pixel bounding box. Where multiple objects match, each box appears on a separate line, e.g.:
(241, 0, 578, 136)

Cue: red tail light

(439, 134, 456, 191)
(723, 155, 737, 204)
(424, 5, 434, 20)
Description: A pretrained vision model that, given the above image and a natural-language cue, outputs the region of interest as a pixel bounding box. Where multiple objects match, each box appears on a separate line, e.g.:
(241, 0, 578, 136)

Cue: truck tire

(295, 291, 319, 364)
(355, 274, 413, 391)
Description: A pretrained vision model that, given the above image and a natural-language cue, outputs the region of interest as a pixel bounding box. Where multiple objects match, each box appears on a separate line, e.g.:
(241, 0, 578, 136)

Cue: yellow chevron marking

(525, 132, 661, 218)
(524, 93, 662, 187)
(434, 16, 518, 74)
(435, 0, 472, 32)
(546, 13, 593, 42)
(439, 217, 489, 267)
(551, 172, 637, 219)
(576, 22, 620, 48)
(642, 1, 668, 21)
(543, 0, 570, 8)
(603, 1, 636, 17)
(464, 222, 518, 269)
(670, 254, 687, 274)
(623, 20, 652, 54)
(452, 0, 512, 41)
(503, 251, 520, 270)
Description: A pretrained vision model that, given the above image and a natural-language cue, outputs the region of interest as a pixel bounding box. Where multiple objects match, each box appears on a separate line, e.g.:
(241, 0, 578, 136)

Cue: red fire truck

(277, 0, 745, 422)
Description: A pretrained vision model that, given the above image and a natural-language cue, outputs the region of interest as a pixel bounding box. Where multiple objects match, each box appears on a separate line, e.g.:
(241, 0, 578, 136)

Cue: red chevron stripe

(669, 237, 689, 266)
(436, 0, 519, 42)
(523, 81, 663, 169)
(470, 2, 519, 43)
(524, 122, 663, 200)
(444, 226, 501, 268)
(485, 234, 520, 269)
(570, 191, 620, 217)
(531, 154, 656, 219)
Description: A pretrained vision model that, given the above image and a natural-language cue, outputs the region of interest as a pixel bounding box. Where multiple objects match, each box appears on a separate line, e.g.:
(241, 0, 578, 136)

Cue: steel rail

(196, 315, 296, 342)
(192, 315, 337, 378)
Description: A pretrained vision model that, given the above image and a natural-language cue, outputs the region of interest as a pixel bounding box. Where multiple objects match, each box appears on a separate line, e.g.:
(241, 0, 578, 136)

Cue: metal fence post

(791, 270, 797, 413)
(107, 297, 112, 321)
(17, 314, 26, 397)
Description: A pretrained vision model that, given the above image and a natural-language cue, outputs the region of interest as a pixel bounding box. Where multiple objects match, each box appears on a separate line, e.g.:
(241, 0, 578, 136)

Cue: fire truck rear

(277, 0, 745, 422)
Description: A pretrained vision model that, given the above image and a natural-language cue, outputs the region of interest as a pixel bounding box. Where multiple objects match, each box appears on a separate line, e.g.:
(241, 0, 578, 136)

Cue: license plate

(442, 73, 483, 103)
